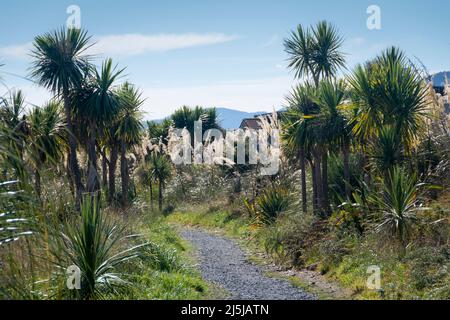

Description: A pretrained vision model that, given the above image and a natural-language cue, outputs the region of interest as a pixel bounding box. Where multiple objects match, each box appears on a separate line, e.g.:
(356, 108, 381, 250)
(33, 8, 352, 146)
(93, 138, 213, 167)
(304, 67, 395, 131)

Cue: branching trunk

(299, 149, 307, 214)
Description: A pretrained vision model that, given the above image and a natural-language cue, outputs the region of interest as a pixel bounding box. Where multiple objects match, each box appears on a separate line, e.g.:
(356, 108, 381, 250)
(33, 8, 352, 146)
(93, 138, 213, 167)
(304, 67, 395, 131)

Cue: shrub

(136, 241, 185, 273)
(262, 213, 322, 267)
(162, 204, 176, 216)
(50, 195, 147, 299)
(406, 246, 449, 297)
(254, 187, 291, 224)
(366, 166, 426, 250)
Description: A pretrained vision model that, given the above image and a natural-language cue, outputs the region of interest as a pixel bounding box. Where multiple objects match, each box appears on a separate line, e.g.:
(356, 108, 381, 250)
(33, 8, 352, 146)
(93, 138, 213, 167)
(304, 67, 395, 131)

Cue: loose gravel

(181, 229, 315, 300)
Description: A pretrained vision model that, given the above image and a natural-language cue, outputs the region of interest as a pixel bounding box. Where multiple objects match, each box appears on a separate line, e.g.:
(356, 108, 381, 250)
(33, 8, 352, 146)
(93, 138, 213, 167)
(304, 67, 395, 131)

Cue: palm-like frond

(311, 21, 346, 79)
(147, 119, 172, 144)
(86, 58, 125, 122)
(30, 28, 93, 95)
(50, 195, 147, 299)
(282, 82, 320, 155)
(350, 47, 429, 151)
(171, 105, 219, 137)
(370, 166, 426, 248)
(315, 79, 352, 149)
(284, 20, 345, 83)
(284, 24, 314, 80)
(150, 152, 173, 184)
(0, 90, 27, 134)
(256, 187, 291, 224)
(370, 125, 402, 173)
(27, 101, 66, 167)
(115, 82, 144, 146)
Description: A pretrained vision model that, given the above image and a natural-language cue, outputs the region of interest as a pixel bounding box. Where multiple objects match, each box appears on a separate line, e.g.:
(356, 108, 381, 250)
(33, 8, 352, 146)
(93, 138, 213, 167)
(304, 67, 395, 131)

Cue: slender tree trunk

(66, 153, 75, 197)
(108, 143, 119, 204)
(311, 160, 318, 213)
(102, 148, 108, 189)
(35, 167, 41, 199)
(63, 88, 84, 208)
(149, 179, 154, 210)
(313, 149, 323, 215)
(87, 124, 99, 194)
(158, 179, 163, 211)
(299, 149, 307, 214)
(343, 142, 351, 199)
(120, 140, 129, 207)
(322, 149, 330, 215)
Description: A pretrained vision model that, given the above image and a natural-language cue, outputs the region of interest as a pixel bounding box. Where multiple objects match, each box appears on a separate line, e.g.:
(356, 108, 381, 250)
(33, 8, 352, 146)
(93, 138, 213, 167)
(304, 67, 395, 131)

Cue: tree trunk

(311, 160, 318, 213)
(86, 124, 100, 194)
(63, 88, 84, 208)
(343, 142, 351, 199)
(35, 167, 41, 199)
(149, 179, 154, 210)
(102, 148, 108, 189)
(66, 153, 75, 197)
(158, 179, 163, 211)
(313, 149, 323, 215)
(321, 150, 330, 215)
(299, 149, 307, 214)
(108, 143, 119, 204)
(120, 141, 129, 207)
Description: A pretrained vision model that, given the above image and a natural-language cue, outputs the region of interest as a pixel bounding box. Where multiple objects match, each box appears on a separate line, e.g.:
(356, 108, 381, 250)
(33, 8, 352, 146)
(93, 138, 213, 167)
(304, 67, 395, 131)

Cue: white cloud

(0, 42, 33, 60)
(347, 37, 366, 46)
(89, 33, 239, 57)
(0, 33, 239, 60)
(263, 34, 280, 47)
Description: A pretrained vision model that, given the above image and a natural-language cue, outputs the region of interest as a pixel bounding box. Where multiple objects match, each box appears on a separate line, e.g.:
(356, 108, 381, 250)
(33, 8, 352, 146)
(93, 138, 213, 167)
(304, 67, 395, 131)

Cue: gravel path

(181, 229, 315, 300)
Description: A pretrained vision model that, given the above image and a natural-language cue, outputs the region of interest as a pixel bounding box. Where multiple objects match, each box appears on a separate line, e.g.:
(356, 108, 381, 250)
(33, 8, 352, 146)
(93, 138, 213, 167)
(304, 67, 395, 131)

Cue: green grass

(166, 204, 449, 300)
(167, 207, 254, 240)
(105, 212, 211, 300)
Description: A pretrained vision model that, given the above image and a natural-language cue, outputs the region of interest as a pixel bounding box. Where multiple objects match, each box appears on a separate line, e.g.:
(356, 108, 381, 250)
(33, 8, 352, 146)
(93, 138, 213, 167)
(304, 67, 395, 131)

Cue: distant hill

(216, 108, 265, 129)
(432, 71, 450, 87)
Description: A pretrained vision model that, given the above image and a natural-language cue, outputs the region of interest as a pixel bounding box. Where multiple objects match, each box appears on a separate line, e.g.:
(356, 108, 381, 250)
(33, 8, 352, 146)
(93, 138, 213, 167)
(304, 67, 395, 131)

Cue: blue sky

(1, 0, 449, 119)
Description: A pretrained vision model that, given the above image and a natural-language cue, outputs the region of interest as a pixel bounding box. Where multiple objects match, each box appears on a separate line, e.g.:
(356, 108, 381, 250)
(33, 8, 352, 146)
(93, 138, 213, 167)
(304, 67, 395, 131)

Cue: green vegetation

(164, 21, 449, 300)
(1, 21, 449, 301)
(0, 187, 208, 300)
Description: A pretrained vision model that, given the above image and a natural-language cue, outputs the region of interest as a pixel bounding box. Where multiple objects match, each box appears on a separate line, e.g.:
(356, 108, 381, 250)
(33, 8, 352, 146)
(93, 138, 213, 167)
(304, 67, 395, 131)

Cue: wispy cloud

(0, 33, 239, 60)
(0, 42, 33, 60)
(89, 33, 239, 57)
(263, 34, 280, 47)
(347, 37, 366, 47)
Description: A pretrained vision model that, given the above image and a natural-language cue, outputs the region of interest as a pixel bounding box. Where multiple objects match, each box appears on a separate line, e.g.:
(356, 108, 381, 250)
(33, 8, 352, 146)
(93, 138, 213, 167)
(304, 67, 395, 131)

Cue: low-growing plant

(244, 187, 292, 225)
(370, 167, 427, 250)
(257, 187, 291, 223)
(50, 195, 147, 299)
